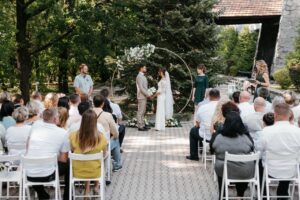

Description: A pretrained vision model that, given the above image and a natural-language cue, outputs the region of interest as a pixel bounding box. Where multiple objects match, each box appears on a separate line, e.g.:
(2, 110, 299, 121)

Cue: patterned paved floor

(106, 122, 218, 200)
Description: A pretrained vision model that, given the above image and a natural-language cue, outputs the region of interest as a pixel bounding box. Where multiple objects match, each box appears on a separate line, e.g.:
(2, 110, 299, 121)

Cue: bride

(152, 67, 174, 131)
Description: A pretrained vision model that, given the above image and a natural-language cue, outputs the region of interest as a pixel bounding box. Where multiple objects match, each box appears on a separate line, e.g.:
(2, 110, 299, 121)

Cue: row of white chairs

(198, 127, 300, 200)
(0, 152, 106, 200)
(220, 151, 300, 200)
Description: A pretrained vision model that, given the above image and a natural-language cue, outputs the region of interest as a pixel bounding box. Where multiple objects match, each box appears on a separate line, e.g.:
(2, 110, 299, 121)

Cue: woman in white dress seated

(152, 68, 174, 131)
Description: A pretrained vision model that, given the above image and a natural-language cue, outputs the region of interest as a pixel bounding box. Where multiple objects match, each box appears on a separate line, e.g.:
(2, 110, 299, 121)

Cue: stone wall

(272, 0, 300, 73)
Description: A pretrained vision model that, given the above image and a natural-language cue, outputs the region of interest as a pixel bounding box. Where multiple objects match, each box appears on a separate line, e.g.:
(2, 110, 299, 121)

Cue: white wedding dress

(155, 72, 174, 131)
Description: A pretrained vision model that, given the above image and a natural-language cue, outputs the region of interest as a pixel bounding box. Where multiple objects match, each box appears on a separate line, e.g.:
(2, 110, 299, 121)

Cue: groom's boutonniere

(148, 87, 157, 96)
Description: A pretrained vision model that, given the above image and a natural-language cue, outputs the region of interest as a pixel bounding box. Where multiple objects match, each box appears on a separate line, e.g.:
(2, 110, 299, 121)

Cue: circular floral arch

(110, 44, 194, 113)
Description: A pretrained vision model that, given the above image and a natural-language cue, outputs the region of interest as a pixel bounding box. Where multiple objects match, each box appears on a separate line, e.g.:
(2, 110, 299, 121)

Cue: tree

(0, 2, 16, 88)
(15, 0, 75, 102)
(217, 26, 258, 75)
(110, 0, 220, 111)
(285, 26, 300, 91)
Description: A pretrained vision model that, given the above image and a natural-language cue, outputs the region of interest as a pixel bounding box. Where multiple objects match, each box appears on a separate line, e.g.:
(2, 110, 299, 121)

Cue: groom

(136, 63, 151, 131)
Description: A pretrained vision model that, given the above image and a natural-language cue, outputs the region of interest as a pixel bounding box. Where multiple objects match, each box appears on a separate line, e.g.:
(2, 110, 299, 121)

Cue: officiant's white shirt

(196, 100, 218, 141)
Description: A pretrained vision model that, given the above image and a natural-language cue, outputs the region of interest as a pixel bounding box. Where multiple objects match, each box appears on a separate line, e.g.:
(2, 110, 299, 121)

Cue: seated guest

(12, 94, 24, 109)
(258, 87, 272, 112)
(93, 95, 122, 172)
(238, 91, 255, 120)
(57, 107, 69, 130)
(67, 94, 81, 127)
(282, 90, 297, 107)
(210, 99, 232, 133)
(255, 112, 275, 153)
(5, 107, 31, 155)
(68, 102, 105, 136)
(210, 111, 254, 199)
(44, 93, 59, 109)
(272, 96, 285, 111)
(31, 91, 45, 115)
(256, 112, 275, 193)
(80, 93, 89, 103)
(231, 91, 240, 105)
(283, 91, 300, 126)
(261, 103, 300, 198)
(186, 89, 220, 161)
(69, 109, 107, 196)
(243, 97, 266, 146)
(100, 89, 122, 123)
(26, 101, 41, 125)
(58, 96, 70, 110)
(0, 91, 11, 109)
(26, 108, 70, 200)
(0, 100, 16, 129)
(101, 89, 126, 149)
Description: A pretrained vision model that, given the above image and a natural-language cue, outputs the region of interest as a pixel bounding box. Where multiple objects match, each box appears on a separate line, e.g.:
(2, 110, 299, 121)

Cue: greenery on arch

(108, 44, 194, 113)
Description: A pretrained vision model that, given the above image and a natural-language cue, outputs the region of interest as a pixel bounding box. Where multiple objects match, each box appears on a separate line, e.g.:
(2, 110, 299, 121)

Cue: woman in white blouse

(5, 106, 31, 155)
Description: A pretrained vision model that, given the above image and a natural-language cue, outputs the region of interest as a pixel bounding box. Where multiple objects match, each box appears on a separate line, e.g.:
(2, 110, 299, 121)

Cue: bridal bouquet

(148, 87, 157, 96)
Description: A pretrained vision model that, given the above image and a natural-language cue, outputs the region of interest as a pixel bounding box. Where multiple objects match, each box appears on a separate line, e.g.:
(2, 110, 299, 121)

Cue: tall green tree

(15, 0, 75, 102)
(112, 0, 220, 111)
(217, 26, 258, 75)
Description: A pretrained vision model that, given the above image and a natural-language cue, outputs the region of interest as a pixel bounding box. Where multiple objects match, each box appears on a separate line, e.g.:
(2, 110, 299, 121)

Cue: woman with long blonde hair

(254, 60, 270, 100)
(44, 93, 59, 109)
(57, 107, 69, 129)
(210, 98, 231, 133)
(69, 109, 107, 197)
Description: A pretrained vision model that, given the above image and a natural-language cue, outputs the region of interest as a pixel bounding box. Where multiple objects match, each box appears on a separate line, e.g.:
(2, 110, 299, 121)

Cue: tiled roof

(213, 0, 284, 17)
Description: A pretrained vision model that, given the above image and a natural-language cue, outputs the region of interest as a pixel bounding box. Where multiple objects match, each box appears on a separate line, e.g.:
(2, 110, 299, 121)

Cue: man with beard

(74, 64, 94, 98)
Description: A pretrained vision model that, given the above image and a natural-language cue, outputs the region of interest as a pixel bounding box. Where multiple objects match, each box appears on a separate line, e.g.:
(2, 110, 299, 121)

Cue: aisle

(106, 122, 218, 200)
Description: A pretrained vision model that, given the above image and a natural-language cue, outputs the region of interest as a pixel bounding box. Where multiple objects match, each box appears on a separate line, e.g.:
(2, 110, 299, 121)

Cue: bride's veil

(165, 71, 174, 119)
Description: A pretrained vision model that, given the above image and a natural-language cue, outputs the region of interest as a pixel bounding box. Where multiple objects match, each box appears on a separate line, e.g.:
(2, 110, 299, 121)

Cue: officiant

(73, 64, 94, 98)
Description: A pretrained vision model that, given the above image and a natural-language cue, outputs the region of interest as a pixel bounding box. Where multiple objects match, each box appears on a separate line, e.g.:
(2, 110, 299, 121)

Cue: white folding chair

(261, 151, 300, 200)
(220, 152, 261, 200)
(69, 152, 105, 200)
(0, 154, 22, 200)
(21, 154, 61, 200)
(200, 124, 217, 181)
(201, 124, 214, 169)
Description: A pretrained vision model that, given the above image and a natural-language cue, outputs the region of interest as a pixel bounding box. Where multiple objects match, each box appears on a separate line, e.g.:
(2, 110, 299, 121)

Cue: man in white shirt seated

(257, 87, 272, 113)
(26, 108, 70, 200)
(282, 91, 300, 126)
(186, 89, 220, 161)
(261, 103, 300, 198)
(67, 94, 81, 128)
(238, 91, 255, 120)
(243, 97, 265, 148)
(100, 88, 126, 149)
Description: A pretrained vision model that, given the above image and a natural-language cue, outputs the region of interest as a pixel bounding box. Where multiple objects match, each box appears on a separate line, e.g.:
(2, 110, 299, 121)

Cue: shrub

(273, 67, 292, 89)
(287, 58, 300, 91)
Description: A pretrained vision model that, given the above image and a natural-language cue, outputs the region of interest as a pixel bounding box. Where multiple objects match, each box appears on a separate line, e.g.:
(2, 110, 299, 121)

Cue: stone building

(214, 0, 300, 74)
